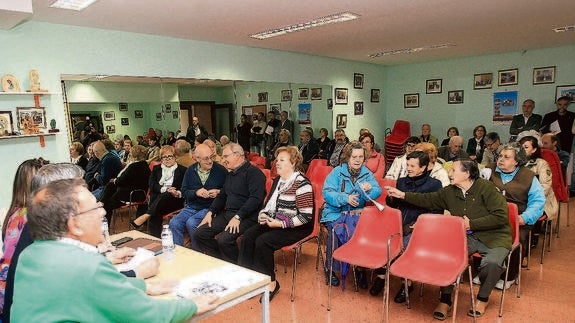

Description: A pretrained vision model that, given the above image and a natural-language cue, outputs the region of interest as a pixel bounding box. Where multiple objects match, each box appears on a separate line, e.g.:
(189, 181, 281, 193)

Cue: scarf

(264, 171, 300, 215)
(347, 165, 361, 184)
(159, 163, 178, 186)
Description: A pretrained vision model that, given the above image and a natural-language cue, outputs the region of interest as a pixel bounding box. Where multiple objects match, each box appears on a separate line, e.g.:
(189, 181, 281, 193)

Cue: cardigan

(12, 240, 196, 322)
(387, 173, 443, 226)
(181, 162, 228, 210)
(149, 163, 187, 203)
(261, 173, 314, 228)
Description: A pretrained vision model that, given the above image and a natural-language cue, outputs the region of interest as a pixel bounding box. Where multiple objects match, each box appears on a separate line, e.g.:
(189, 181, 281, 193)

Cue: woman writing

(239, 146, 314, 301)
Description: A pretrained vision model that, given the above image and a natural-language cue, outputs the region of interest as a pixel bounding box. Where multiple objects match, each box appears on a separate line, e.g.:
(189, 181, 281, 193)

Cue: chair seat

(391, 255, 467, 287)
(334, 244, 394, 269)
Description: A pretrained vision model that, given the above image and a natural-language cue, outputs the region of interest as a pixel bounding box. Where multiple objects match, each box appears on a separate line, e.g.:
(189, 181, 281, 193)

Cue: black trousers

(504, 225, 532, 281)
(193, 210, 257, 263)
(147, 193, 184, 238)
(238, 222, 313, 281)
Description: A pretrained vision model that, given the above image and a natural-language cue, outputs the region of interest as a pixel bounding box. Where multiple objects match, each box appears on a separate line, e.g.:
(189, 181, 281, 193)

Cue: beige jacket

(525, 158, 559, 220)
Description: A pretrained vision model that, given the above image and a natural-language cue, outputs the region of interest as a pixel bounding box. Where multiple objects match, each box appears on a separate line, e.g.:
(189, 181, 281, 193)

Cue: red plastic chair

(149, 160, 161, 171)
(111, 189, 149, 234)
(376, 178, 396, 206)
(540, 149, 569, 238)
(389, 214, 473, 323)
(309, 165, 333, 187)
(280, 182, 324, 301)
(306, 159, 327, 178)
(250, 155, 266, 169)
(328, 206, 403, 318)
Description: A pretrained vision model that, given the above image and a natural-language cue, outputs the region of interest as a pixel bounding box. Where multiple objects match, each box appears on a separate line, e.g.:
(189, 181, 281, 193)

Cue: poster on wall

(492, 91, 517, 124)
(298, 103, 311, 124)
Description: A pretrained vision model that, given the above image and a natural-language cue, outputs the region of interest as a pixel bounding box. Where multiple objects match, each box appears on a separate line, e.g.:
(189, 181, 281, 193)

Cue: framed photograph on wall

(165, 104, 172, 113)
(354, 73, 364, 89)
(311, 88, 322, 100)
(448, 90, 464, 104)
(498, 69, 518, 86)
(270, 103, 281, 113)
(354, 101, 364, 115)
(17, 107, 47, 129)
(533, 66, 555, 85)
(134, 110, 143, 118)
(172, 111, 179, 119)
(155, 113, 163, 121)
(0, 111, 14, 135)
(121, 118, 129, 126)
(556, 85, 575, 103)
(404, 93, 419, 108)
(106, 125, 116, 134)
(327, 98, 333, 110)
(336, 114, 347, 128)
(335, 88, 348, 105)
(281, 89, 292, 101)
(298, 88, 309, 100)
(258, 92, 268, 102)
(426, 79, 442, 94)
(104, 111, 115, 121)
(371, 89, 380, 103)
(119, 103, 128, 111)
(474, 73, 493, 89)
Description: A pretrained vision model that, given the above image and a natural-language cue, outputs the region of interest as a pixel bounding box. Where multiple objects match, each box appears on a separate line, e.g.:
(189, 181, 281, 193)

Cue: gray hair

(500, 142, 528, 167)
(223, 142, 244, 156)
(30, 163, 85, 192)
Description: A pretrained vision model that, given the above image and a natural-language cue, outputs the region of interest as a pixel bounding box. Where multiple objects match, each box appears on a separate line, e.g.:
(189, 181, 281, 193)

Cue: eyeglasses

(161, 155, 174, 160)
(406, 143, 416, 148)
(361, 141, 372, 145)
(73, 202, 104, 218)
(222, 151, 239, 159)
(484, 141, 495, 147)
(197, 156, 215, 162)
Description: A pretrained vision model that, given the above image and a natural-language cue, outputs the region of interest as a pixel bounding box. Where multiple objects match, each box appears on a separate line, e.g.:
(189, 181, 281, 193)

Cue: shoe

(494, 279, 515, 290)
(260, 281, 280, 303)
(355, 268, 368, 289)
(433, 302, 452, 321)
(129, 219, 143, 230)
(468, 299, 489, 317)
(472, 276, 481, 285)
(394, 284, 414, 303)
(530, 235, 539, 249)
(369, 277, 385, 296)
(325, 271, 340, 286)
(522, 257, 529, 268)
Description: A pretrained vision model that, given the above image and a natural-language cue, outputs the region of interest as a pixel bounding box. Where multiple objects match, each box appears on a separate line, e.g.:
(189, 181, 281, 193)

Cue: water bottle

(101, 217, 112, 251)
(161, 224, 175, 261)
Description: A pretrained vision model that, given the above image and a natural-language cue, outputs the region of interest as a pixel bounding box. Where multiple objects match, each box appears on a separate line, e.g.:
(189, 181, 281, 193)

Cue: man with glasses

(481, 132, 503, 165)
(168, 144, 227, 249)
(194, 143, 266, 263)
(386, 136, 421, 180)
(437, 136, 468, 162)
(326, 129, 349, 167)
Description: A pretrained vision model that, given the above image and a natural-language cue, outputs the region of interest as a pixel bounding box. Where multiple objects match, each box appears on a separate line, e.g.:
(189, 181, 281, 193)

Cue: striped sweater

(261, 173, 314, 228)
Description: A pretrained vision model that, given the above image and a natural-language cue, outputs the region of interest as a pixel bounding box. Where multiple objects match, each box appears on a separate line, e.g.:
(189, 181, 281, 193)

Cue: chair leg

(282, 250, 287, 274)
(468, 266, 477, 323)
(526, 231, 531, 270)
(555, 204, 561, 238)
(451, 276, 461, 323)
(290, 246, 299, 302)
(384, 262, 391, 323)
(517, 244, 522, 298)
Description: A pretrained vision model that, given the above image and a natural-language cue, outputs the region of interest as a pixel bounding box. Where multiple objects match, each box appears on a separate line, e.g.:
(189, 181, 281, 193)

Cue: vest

(489, 166, 534, 214)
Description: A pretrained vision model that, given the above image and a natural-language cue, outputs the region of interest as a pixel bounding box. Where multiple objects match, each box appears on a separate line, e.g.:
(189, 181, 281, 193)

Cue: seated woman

(441, 126, 459, 146)
(238, 146, 314, 301)
(316, 128, 331, 160)
(386, 136, 420, 180)
(466, 125, 486, 162)
(70, 141, 88, 170)
(131, 145, 187, 237)
(414, 142, 450, 187)
(146, 136, 160, 163)
(320, 141, 382, 287)
(99, 145, 151, 224)
(360, 132, 385, 179)
(11, 178, 217, 322)
(84, 142, 101, 191)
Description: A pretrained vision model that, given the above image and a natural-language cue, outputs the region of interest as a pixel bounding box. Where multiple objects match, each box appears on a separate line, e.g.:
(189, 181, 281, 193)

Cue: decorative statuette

(49, 119, 59, 133)
(28, 69, 48, 92)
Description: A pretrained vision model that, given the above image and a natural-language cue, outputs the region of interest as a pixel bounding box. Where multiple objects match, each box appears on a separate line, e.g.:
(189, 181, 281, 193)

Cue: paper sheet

(550, 120, 561, 134)
(116, 247, 155, 272)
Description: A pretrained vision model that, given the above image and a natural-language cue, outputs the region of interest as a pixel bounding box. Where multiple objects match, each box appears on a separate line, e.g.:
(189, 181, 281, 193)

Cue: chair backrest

(540, 148, 569, 203)
(346, 206, 403, 259)
(375, 178, 396, 205)
(306, 158, 327, 178)
(309, 165, 333, 187)
(391, 120, 411, 138)
(312, 182, 324, 236)
(250, 155, 266, 169)
(507, 202, 520, 247)
(404, 214, 467, 270)
(149, 160, 161, 171)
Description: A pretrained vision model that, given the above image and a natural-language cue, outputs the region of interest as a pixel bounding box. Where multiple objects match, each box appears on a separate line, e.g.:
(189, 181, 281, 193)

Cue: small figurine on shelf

(28, 69, 48, 93)
(49, 119, 59, 133)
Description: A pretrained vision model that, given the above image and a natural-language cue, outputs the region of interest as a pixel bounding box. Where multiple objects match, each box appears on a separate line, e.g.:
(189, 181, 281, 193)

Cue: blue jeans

(168, 207, 209, 248)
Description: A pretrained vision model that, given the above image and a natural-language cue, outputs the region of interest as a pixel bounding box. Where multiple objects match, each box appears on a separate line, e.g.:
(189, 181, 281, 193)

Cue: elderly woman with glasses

(99, 145, 151, 224)
(131, 145, 187, 237)
(360, 132, 385, 179)
(385, 136, 421, 180)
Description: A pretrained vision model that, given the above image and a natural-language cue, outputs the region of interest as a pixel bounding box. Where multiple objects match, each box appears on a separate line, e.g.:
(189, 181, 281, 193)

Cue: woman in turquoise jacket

(320, 141, 381, 287)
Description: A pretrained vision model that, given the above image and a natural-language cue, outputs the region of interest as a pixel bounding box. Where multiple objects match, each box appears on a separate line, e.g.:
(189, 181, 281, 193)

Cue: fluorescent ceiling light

(368, 43, 456, 58)
(250, 12, 360, 40)
(553, 25, 575, 33)
(50, 0, 98, 11)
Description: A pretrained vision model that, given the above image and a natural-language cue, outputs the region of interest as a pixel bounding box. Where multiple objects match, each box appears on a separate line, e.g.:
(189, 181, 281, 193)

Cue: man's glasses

(197, 156, 215, 162)
(161, 155, 174, 160)
(73, 202, 104, 218)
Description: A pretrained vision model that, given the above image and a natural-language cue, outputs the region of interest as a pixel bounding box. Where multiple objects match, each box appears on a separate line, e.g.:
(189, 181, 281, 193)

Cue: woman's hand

(360, 182, 372, 192)
(348, 194, 359, 207)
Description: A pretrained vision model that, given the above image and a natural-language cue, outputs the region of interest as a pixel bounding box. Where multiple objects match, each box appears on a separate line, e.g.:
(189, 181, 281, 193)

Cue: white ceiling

(7, 0, 575, 66)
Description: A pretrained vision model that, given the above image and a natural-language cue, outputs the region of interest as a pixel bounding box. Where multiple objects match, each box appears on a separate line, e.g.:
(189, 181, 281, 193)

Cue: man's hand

(385, 186, 405, 199)
(146, 279, 179, 296)
(106, 247, 135, 264)
(196, 188, 209, 199)
(207, 189, 220, 198)
(193, 294, 219, 315)
(199, 211, 213, 227)
(134, 257, 160, 279)
(463, 216, 471, 230)
(225, 217, 241, 234)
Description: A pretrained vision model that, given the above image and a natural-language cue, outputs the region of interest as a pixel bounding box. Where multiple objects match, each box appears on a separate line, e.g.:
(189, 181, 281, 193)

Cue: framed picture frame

(354, 73, 364, 89)
(533, 66, 555, 85)
(298, 88, 309, 100)
(556, 85, 575, 103)
(281, 89, 292, 101)
(104, 111, 115, 121)
(134, 110, 143, 119)
(257, 92, 268, 103)
(448, 90, 464, 104)
(354, 101, 364, 115)
(371, 89, 380, 103)
(155, 113, 163, 121)
(426, 79, 442, 94)
(404, 93, 419, 108)
(474, 73, 493, 90)
(336, 114, 347, 128)
(1, 74, 21, 92)
(106, 125, 116, 134)
(335, 88, 348, 105)
(121, 118, 129, 126)
(327, 98, 333, 109)
(498, 69, 518, 86)
(270, 103, 281, 113)
(165, 104, 172, 113)
(17, 107, 47, 130)
(311, 88, 322, 100)
(119, 103, 128, 111)
(172, 111, 179, 119)
(0, 111, 14, 135)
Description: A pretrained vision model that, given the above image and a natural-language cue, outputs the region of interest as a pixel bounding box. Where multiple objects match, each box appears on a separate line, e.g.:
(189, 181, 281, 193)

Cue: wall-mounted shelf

(0, 132, 58, 140)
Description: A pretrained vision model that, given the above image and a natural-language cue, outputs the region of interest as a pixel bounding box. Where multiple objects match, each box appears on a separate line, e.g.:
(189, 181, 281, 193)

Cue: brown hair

(275, 146, 304, 172)
(414, 142, 438, 163)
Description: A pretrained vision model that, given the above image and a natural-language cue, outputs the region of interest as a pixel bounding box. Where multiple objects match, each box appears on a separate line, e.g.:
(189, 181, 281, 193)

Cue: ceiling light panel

(50, 0, 98, 11)
(553, 25, 575, 33)
(250, 12, 360, 40)
(368, 43, 456, 58)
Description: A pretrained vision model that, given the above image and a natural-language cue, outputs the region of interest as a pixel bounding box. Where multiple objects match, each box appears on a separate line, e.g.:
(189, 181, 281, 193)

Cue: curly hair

(275, 146, 304, 172)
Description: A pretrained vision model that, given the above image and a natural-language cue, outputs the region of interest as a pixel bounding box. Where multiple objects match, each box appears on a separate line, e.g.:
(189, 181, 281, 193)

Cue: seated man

(298, 129, 320, 172)
(386, 158, 511, 319)
(193, 143, 266, 263)
(487, 143, 545, 287)
(91, 140, 123, 199)
(437, 136, 468, 162)
(540, 133, 570, 174)
(326, 129, 348, 167)
(168, 144, 227, 248)
(174, 139, 195, 168)
(481, 132, 503, 165)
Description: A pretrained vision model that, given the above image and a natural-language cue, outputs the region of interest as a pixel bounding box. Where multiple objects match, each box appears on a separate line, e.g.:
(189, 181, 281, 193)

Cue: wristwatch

(233, 214, 241, 221)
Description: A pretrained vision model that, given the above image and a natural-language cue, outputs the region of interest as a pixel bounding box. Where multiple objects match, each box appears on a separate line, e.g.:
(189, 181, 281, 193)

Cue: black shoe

(129, 219, 143, 230)
(260, 281, 280, 303)
(530, 235, 539, 249)
(355, 269, 368, 289)
(394, 284, 414, 303)
(325, 271, 340, 286)
(369, 277, 385, 296)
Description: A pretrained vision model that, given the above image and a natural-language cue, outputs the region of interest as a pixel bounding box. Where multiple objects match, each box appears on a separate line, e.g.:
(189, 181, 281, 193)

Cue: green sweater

(13, 240, 197, 323)
(404, 178, 511, 250)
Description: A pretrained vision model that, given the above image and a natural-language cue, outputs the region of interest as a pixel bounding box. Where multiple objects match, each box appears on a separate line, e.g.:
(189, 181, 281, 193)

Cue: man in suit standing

(279, 111, 294, 142)
(185, 116, 208, 145)
(541, 96, 575, 153)
(509, 99, 542, 141)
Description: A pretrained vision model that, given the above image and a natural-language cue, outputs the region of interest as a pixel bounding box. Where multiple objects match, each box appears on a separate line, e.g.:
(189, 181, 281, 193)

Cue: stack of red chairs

(384, 120, 411, 165)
